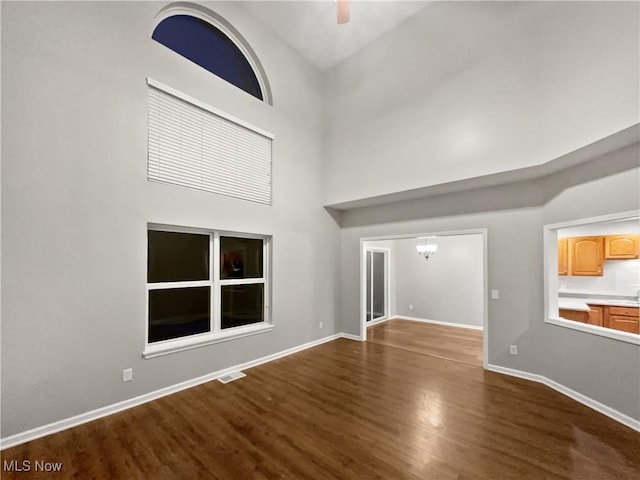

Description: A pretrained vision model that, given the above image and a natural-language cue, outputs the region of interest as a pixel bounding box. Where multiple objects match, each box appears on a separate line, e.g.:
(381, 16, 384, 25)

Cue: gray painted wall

(395, 235, 484, 327)
(339, 149, 640, 421)
(324, 1, 639, 205)
(539, 164, 640, 419)
(1, 2, 339, 438)
(2, 0, 639, 443)
(340, 207, 542, 362)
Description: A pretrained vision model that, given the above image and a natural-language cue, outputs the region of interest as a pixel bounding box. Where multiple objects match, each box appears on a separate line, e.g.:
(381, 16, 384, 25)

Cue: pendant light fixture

(416, 237, 438, 260)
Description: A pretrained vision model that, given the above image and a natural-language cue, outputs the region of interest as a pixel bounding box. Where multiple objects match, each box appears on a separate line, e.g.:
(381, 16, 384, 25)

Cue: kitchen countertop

(577, 298, 640, 307)
(559, 288, 636, 297)
(558, 299, 590, 312)
(558, 295, 640, 311)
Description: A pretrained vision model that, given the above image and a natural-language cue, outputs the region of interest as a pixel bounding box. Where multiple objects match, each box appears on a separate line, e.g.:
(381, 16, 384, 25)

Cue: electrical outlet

(509, 345, 518, 355)
(491, 290, 500, 299)
(409, 304, 413, 310)
(319, 321, 324, 329)
(123, 368, 133, 382)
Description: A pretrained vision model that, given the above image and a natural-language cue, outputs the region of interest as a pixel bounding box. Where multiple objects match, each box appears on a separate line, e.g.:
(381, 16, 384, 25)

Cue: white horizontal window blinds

(148, 80, 273, 205)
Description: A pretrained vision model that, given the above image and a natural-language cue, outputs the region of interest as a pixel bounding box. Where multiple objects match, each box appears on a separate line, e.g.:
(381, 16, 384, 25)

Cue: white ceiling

(239, 1, 430, 71)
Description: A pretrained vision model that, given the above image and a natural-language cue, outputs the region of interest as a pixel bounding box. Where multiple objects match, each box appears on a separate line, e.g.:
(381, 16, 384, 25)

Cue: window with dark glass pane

(148, 231, 209, 283)
(221, 283, 264, 329)
(148, 287, 210, 343)
(152, 15, 263, 101)
(220, 237, 263, 279)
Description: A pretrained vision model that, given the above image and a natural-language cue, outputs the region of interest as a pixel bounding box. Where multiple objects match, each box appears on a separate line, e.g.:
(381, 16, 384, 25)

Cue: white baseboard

(339, 333, 363, 341)
(3, 334, 636, 450)
(0, 333, 342, 450)
(487, 364, 640, 432)
(395, 315, 484, 331)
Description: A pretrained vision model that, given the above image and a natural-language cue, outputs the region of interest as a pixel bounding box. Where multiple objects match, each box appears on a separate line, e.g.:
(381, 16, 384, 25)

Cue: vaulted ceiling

(237, 1, 638, 207)
(239, 1, 431, 70)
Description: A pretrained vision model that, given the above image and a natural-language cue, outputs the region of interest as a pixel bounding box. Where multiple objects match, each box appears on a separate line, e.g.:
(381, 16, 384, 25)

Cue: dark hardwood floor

(2, 321, 638, 479)
(367, 318, 483, 367)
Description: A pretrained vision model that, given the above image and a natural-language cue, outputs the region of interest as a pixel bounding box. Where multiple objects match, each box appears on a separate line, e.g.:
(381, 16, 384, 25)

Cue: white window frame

(544, 210, 640, 346)
(144, 223, 273, 359)
(152, 3, 273, 105)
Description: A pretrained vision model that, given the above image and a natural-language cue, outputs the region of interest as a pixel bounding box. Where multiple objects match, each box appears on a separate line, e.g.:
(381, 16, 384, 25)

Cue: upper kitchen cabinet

(604, 234, 640, 259)
(558, 238, 568, 276)
(568, 236, 604, 276)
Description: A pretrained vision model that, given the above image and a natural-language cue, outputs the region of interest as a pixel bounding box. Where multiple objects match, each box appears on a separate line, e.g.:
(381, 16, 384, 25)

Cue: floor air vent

(218, 371, 246, 384)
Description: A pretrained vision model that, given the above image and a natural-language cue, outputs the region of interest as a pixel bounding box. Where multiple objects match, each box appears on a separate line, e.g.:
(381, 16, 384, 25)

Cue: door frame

(363, 246, 391, 326)
(359, 229, 489, 369)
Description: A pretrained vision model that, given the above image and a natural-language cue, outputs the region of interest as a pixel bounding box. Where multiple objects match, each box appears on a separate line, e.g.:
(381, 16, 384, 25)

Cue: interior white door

(366, 249, 388, 322)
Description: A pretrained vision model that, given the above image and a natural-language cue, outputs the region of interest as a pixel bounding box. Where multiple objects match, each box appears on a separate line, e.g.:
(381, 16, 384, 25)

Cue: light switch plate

(491, 289, 499, 299)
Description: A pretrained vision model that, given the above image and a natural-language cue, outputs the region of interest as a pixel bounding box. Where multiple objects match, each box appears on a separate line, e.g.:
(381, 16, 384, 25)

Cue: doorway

(365, 247, 389, 324)
(360, 230, 488, 368)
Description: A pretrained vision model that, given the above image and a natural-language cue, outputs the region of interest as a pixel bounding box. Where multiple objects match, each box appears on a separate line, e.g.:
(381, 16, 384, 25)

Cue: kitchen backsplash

(558, 259, 640, 296)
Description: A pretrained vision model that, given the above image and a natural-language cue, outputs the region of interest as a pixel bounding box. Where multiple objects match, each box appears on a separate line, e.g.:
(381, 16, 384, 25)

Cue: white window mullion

(219, 278, 265, 286)
(148, 280, 211, 290)
(212, 233, 221, 333)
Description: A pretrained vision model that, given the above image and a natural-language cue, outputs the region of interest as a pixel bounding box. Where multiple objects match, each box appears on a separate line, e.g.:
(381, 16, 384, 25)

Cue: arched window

(152, 6, 271, 103)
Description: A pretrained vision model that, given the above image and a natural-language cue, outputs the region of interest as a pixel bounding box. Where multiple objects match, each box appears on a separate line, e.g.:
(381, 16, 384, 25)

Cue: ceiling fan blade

(337, 0, 350, 24)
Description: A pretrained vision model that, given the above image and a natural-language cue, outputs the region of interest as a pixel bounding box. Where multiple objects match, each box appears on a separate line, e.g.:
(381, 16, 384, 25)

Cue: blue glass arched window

(152, 15, 263, 101)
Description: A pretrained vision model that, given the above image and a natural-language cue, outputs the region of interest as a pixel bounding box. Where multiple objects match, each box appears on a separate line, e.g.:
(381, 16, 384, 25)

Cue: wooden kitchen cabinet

(604, 306, 640, 334)
(604, 234, 640, 259)
(560, 304, 638, 334)
(568, 236, 604, 276)
(559, 309, 589, 324)
(587, 305, 604, 327)
(559, 233, 637, 275)
(557, 238, 568, 276)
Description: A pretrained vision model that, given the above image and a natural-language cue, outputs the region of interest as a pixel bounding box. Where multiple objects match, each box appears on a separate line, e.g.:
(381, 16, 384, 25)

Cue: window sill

(143, 323, 274, 359)
(546, 317, 640, 345)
